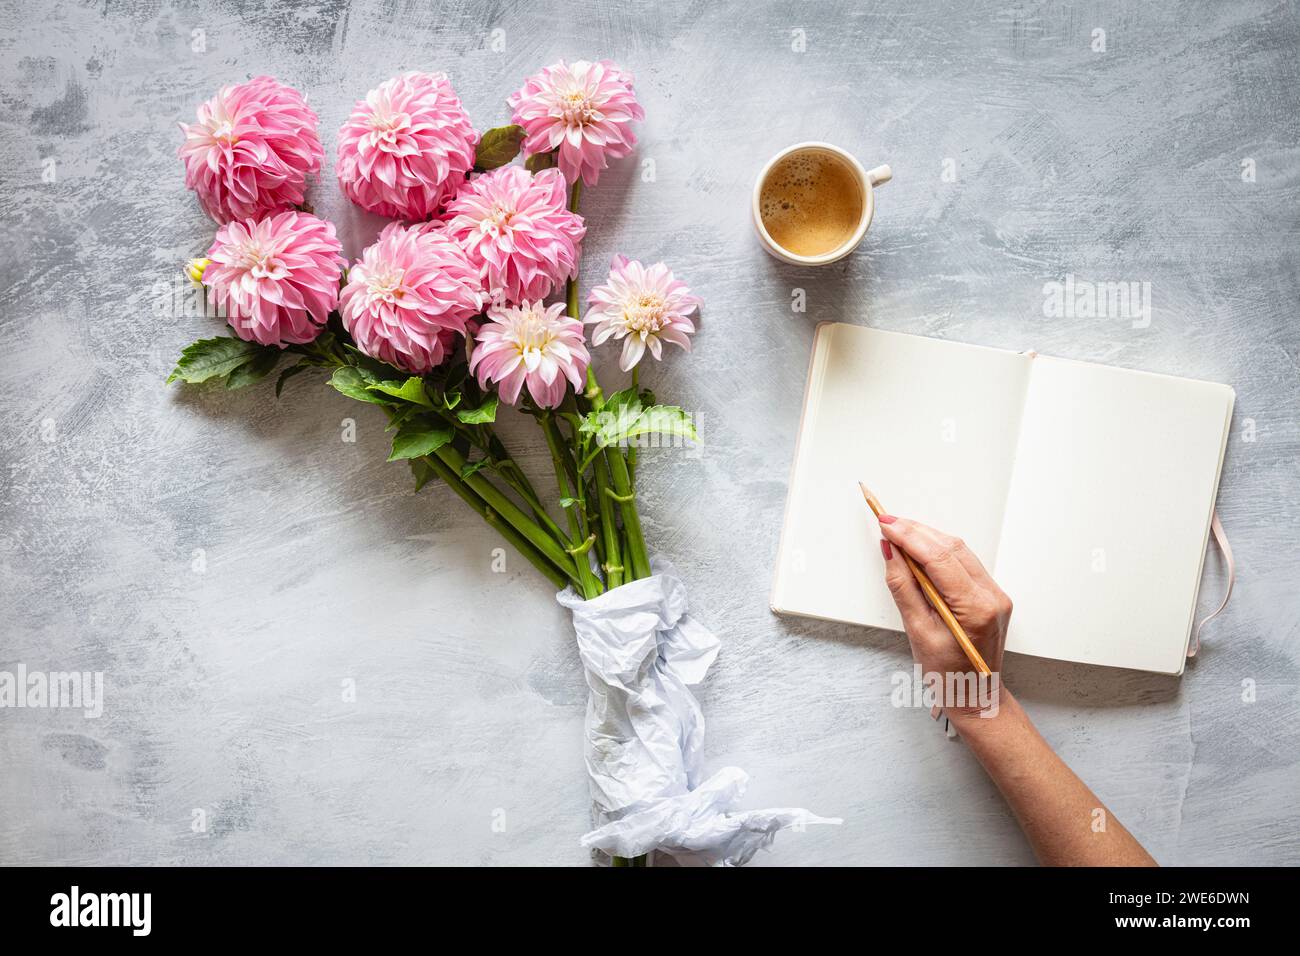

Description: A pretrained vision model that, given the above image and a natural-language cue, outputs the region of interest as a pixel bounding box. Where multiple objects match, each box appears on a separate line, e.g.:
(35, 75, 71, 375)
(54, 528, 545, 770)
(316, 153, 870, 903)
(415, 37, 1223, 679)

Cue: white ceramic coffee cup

(752, 142, 892, 266)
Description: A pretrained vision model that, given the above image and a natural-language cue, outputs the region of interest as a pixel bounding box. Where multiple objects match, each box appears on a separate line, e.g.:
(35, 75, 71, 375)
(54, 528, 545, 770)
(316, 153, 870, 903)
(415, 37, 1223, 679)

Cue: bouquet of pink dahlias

(170, 62, 836, 866)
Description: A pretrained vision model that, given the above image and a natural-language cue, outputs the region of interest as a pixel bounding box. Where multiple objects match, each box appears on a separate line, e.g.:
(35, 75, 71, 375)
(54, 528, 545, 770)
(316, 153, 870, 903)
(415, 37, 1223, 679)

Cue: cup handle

(866, 164, 892, 187)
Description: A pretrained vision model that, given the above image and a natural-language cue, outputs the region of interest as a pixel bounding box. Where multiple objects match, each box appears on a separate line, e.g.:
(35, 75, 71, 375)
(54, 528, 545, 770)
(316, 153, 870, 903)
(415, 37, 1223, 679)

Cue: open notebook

(771, 324, 1234, 675)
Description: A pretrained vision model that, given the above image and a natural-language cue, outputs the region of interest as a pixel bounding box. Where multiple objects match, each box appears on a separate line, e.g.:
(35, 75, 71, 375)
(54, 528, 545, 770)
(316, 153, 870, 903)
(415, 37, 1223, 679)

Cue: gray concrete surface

(1, 0, 1297, 866)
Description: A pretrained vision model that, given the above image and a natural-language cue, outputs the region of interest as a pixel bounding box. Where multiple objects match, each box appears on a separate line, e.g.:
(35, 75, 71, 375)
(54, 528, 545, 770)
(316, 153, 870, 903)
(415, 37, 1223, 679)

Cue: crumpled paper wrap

(556, 560, 841, 866)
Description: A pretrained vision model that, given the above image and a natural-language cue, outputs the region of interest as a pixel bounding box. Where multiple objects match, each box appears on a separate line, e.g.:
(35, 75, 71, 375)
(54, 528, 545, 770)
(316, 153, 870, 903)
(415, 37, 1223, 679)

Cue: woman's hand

(876, 515, 1157, 865)
(877, 516, 1012, 683)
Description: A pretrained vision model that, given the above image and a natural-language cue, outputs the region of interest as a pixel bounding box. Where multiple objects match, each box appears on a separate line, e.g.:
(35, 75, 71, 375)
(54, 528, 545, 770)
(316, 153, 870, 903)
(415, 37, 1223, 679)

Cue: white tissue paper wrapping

(556, 559, 841, 866)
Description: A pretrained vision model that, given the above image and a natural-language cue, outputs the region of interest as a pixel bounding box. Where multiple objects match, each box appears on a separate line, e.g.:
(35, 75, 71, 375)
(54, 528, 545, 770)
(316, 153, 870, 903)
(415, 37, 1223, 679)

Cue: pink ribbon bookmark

(1189, 511, 1234, 658)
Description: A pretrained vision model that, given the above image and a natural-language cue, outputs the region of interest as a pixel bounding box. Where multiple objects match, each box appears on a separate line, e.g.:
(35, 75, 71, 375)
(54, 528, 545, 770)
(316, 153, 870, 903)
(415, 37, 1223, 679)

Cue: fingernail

(877, 514, 897, 525)
(880, 539, 893, 560)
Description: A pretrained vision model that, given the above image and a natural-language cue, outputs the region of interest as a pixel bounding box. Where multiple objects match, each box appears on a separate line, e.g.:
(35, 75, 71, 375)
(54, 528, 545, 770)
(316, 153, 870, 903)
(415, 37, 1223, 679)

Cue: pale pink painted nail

(878, 514, 897, 525)
(880, 539, 893, 560)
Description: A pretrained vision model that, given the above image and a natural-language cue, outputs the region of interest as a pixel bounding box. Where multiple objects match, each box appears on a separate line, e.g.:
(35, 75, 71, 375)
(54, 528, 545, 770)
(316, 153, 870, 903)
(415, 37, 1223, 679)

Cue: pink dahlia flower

(337, 72, 479, 221)
(340, 221, 484, 374)
(585, 255, 701, 371)
(178, 76, 324, 223)
(202, 211, 344, 347)
(469, 300, 590, 408)
(508, 59, 645, 187)
(443, 166, 585, 303)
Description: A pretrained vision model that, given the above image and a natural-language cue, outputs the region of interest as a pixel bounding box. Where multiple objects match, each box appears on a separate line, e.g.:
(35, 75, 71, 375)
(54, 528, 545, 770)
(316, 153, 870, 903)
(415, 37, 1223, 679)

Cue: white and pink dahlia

(178, 76, 324, 224)
(336, 72, 479, 221)
(508, 59, 644, 187)
(469, 300, 590, 409)
(202, 211, 344, 347)
(443, 166, 585, 303)
(585, 255, 701, 371)
(340, 222, 484, 374)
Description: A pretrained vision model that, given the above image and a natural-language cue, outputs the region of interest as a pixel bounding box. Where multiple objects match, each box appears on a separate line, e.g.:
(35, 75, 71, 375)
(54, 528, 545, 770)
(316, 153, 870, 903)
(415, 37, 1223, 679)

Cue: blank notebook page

(994, 356, 1234, 674)
(772, 324, 1033, 630)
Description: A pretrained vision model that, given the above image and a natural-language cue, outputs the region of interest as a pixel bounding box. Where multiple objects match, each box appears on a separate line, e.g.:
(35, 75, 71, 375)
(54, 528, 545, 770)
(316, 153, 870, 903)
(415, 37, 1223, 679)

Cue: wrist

(947, 681, 1015, 734)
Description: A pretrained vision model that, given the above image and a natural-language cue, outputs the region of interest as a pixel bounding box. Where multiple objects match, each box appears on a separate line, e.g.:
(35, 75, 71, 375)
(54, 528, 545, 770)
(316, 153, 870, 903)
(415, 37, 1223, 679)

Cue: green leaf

(313, 330, 338, 355)
(274, 361, 314, 398)
(343, 344, 397, 379)
(456, 394, 499, 424)
(475, 125, 526, 170)
(623, 405, 699, 444)
(459, 458, 491, 480)
(329, 366, 393, 405)
(388, 418, 454, 461)
(385, 405, 418, 432)
(604, 387, 643, 418)
(409, 458, 436, 493)
(368, 376, 433, 407)
(442, 389, 462, 410)
(605, 387, 641, 409)
(525, 151, 556, 173)
(559, 496, 577, 509)
(581, 401, 698, 449)
(579, 387, 643, 436)
(225, 347, 281, 389)
(167, 337, 262, 384)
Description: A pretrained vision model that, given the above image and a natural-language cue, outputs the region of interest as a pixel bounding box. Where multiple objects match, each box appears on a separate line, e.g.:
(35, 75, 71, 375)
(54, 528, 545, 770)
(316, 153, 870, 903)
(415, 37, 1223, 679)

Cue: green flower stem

(593, 451, 623, 589)
(432, 443, 583, 589)
(560, 178, 619, 599)
(570, 173, 645, 867)
(627, 367, 639, 484)
(313, 339, 575, 591)
(606, 445, 651, 581)
(541, 413, 603, 600)
(588, 508, 607, 572)
(619, 523, 635, 576)
(427, 408, 572, 552)
(420, 454, 568, 590)
(478, 424, 570, 546)
(554, 417, 586, 503)
(583, 366, 603, 405)
(380, 405, 567, 588)
(580, 366, 651, 582)
(583, 368, 651, 582)
(311, 344, 554, 539)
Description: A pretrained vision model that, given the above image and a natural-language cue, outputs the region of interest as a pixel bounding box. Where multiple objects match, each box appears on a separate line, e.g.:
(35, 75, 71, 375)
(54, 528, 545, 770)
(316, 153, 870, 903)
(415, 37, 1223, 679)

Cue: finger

(880, 537, 936, 630)
(879, 518, 975, 599)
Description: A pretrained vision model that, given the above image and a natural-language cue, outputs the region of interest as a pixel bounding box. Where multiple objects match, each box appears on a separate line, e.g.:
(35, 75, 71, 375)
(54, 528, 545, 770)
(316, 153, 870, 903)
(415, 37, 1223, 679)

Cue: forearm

(953, 691, 1157, 867)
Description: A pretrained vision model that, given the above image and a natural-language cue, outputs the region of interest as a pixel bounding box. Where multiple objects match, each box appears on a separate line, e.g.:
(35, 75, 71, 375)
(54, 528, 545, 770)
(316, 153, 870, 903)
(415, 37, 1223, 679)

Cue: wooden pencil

(858, 482, 993, 676)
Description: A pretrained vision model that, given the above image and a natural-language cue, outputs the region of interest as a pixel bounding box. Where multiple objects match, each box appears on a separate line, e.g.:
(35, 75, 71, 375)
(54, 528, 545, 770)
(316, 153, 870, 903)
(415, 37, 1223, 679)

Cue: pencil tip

(857, 482, 884, 518)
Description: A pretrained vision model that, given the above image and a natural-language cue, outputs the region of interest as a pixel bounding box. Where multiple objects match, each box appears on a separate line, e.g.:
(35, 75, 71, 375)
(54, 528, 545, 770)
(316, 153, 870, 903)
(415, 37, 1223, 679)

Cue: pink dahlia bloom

(585, 255, 701, 371)
(337, 72, 479, 221)
(202, 210, 344, 347)
(340, 221, 484, 374)
(443, 166, 585, 303)
(178, 76, 324, 223)
(508, 59, 645, 187)
(469, 300, 590, 408)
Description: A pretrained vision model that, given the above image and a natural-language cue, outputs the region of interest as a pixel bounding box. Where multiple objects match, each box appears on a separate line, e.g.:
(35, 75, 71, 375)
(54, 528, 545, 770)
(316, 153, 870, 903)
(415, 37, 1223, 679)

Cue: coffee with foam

(758, 150, 865, 258)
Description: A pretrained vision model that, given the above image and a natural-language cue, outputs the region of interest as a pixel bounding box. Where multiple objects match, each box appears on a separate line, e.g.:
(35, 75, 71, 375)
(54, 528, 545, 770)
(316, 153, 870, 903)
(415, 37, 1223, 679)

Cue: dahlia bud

(186, 257, 211, 285)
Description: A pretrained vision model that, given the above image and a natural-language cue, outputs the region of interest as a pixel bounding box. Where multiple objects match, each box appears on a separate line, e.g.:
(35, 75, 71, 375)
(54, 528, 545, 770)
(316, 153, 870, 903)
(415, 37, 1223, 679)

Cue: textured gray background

(1, 0, 1297, 866)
